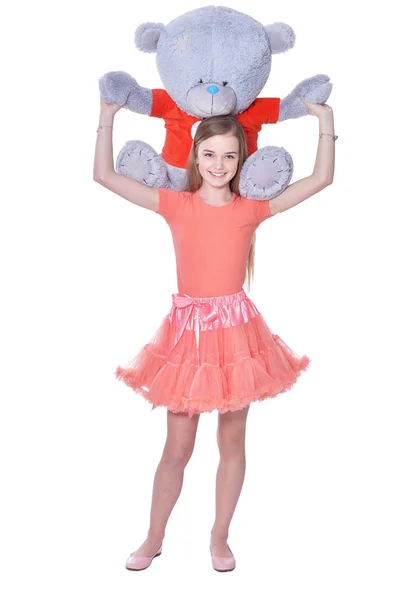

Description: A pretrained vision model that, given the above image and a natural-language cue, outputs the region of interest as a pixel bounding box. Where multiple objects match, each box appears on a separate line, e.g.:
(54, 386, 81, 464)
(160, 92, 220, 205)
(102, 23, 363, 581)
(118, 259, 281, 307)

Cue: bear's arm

(123, 82, 153, 115)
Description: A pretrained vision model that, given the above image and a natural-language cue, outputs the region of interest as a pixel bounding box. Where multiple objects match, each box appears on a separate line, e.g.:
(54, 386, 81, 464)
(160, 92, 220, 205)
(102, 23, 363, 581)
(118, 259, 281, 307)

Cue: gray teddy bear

(99, 6, 332, 200)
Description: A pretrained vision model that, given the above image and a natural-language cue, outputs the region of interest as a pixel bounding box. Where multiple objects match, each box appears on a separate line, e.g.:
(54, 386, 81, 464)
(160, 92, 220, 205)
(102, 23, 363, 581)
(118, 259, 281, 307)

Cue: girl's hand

(100, 96, 123, 116)
(300, 97, 333, 118)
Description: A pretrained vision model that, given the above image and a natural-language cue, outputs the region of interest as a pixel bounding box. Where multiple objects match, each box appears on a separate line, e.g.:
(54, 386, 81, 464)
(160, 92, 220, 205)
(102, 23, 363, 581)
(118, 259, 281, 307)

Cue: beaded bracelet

(319, 133, 338, 141)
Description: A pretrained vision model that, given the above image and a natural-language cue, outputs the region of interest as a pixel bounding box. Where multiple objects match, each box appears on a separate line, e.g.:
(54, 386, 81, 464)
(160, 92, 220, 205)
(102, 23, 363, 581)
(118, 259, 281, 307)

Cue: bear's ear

(264, 22, 296, 54)
(135, 22, 166, 53)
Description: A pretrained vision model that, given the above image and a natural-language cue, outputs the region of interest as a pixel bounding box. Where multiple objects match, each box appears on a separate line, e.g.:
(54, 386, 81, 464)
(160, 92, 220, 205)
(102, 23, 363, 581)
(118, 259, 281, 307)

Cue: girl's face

(196, 134, 239, 188)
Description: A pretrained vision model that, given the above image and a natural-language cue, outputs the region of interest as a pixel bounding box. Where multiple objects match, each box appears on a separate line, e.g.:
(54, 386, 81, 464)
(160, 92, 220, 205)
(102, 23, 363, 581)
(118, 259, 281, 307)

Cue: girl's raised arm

(269, 99, 335, 216)
(93, 99, 159, 212)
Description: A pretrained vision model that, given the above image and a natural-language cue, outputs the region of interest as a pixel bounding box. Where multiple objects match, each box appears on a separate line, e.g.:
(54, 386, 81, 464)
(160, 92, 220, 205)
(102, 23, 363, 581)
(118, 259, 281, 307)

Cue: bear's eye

(222, 81, 228, 86)
(199, 79, 203, 84)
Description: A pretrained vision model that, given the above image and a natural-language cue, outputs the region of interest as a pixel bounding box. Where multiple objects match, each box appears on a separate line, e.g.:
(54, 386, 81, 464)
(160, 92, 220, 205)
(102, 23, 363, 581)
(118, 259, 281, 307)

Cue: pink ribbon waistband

(169, 291, 259, 365)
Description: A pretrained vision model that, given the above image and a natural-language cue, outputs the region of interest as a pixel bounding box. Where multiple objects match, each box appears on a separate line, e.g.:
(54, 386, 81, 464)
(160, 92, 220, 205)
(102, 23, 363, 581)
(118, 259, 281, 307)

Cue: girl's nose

(207, 85, 219, 95)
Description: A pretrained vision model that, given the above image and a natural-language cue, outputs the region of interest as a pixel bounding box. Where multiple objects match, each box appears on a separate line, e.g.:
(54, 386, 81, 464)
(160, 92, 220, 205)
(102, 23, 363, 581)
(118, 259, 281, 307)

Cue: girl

(93, 97, 335, 572)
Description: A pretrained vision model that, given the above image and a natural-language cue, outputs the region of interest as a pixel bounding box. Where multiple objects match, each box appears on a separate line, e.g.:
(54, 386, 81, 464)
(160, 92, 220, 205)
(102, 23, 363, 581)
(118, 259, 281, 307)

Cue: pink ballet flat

(210, 543, 236, 572)
(125, 543, 163, 571)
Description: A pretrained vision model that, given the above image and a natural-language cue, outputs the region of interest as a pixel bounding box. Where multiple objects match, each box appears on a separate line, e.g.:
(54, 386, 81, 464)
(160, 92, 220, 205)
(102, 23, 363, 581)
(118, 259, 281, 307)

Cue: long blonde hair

(185, 115, 256, 291)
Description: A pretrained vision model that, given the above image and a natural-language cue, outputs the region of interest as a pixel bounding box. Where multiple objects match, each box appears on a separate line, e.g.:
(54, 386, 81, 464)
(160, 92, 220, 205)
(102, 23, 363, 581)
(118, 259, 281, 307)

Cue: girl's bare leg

(210, 406, 249, 557)
(130, 410, 200, 556)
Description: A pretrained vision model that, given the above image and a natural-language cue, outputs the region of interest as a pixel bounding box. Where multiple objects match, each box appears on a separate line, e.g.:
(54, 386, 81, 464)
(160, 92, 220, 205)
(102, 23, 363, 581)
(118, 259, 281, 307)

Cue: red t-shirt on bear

(150, 89, 281, 169)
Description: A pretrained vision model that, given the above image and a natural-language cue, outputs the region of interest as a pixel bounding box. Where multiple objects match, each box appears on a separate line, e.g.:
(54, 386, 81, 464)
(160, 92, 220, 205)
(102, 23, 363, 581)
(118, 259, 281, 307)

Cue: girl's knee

(217, 432, 246, 457)
(162, 443, 194, 469)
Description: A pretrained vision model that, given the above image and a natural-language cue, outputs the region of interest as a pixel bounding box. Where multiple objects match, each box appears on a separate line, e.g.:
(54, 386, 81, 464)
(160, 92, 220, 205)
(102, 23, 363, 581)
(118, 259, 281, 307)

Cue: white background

(1, 0, 398, 598)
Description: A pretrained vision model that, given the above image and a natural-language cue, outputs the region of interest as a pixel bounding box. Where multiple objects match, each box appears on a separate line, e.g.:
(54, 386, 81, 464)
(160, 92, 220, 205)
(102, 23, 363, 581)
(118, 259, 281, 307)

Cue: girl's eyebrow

(202, 149, 238, 154)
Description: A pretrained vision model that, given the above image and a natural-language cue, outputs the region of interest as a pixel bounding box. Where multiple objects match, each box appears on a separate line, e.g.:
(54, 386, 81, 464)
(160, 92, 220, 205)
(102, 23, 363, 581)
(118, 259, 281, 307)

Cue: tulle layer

(115, 297, 310, 418)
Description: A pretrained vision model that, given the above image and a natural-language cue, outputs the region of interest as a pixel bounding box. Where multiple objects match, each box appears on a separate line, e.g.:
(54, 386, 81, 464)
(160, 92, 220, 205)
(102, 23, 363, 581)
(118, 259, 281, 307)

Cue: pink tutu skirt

(114, 288, 310, 419)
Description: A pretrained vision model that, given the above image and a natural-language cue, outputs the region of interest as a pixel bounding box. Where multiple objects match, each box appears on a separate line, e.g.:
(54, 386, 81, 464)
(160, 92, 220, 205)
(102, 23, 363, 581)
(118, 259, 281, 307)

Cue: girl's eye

(222, 81, 228, 86)
(205, 153, 213, 158)
(226, 155, 234, 159)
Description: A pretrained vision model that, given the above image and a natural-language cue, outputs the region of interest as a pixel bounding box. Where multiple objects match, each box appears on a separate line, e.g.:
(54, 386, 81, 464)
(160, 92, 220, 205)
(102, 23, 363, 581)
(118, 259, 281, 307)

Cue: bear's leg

(116, 141, 168, 188)
(239, 146, 293, 200)
(166, 164, 188, 191)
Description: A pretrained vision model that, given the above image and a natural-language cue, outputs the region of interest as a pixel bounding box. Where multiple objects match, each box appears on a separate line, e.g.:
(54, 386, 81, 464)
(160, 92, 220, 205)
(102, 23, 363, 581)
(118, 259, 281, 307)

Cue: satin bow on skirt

(169, 289, 260, 365)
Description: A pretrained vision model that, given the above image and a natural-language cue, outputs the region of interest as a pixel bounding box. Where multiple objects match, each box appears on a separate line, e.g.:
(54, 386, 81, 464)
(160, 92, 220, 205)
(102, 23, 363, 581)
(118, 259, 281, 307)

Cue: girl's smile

(209, 171, 226, 177)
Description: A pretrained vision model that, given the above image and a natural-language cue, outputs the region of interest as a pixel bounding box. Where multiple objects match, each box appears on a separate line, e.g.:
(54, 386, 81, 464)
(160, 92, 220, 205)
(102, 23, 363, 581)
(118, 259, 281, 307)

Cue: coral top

(150, 90, 281, 169)
(156, 188, 274, 297)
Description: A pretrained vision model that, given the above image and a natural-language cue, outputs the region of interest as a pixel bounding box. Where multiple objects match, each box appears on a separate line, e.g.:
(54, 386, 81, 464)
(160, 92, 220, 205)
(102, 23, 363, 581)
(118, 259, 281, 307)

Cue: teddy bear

(99, 6, 332, 200)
